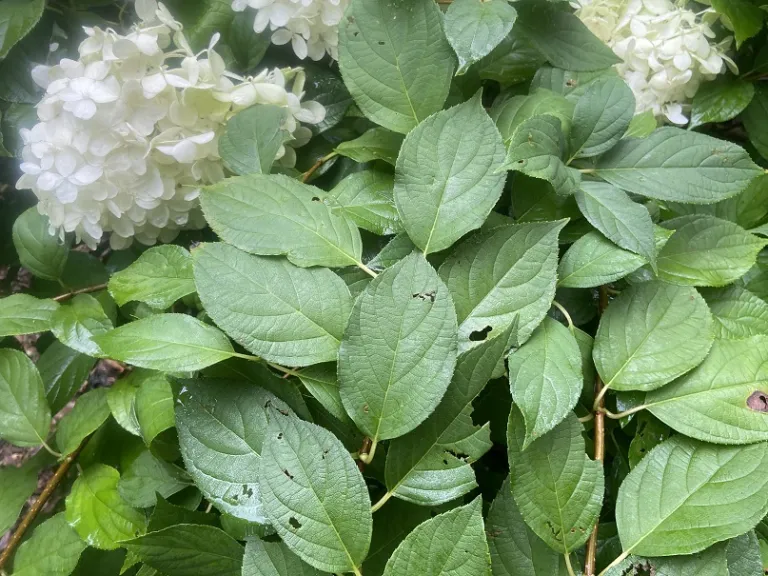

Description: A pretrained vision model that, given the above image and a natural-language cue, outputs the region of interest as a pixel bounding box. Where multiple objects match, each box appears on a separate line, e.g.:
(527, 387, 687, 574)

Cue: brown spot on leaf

(283, 469, 294, 480)
(747, 391, 768, 412)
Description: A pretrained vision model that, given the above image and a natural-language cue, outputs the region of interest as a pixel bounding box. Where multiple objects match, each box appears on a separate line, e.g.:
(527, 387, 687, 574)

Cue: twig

(0, 438, 89, 570)
(301, 152, 338, 183)
(584, 286, 609, 576)
(552, 300, 575, 334)
(53, 283, 108, 302)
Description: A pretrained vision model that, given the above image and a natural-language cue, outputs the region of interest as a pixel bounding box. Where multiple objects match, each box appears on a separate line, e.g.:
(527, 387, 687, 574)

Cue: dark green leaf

(118, 450, 191, 508)
(335, 128, 404, 166)
(38, 341, 95, 414)
(12, 207, 70, 280)
(690, 77, 755, 129)
(0, 458, 37, 534)
(558, 232, 646, 288)
(0, 0, 44, 58)
(242, 539, 322, 576)
(711, 0, 764, 47)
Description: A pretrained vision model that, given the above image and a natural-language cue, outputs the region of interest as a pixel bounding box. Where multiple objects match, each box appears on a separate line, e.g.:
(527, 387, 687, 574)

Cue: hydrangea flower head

(573, 0, 736, 124)
(17, 0, 325, 250)
(231, 0, 349, 61)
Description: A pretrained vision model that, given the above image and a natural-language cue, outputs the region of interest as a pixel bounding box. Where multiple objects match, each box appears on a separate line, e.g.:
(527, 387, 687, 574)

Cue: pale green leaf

(515, 1, 621, 71)
(645, 335, 768, 445)
(176, 378, 292, 523)
(65, 464, 146, 549)
(12, 207, 69, 280)
(657, 215, 767, 287)
(38, 341, 95, 415)
(201, 173, 363, 268)
(624, 110, 657, 139)
(576, 181, 656, 267)
(297, 363, 345, 421)
(569, 76, 635, 159)
(323, 170, 401, 236)
(594, 282, 713, 391)
(394, 92, 506, 254)
(558, 232, 646, 289)
(51, 294, 113, 357)
(193, 242, 352, 367)
(615, 436, 768, 556)
(338, 0, 454, 134)
(56, 388, 110, 455)
(108, 245, 195, 310)
(383, 498, 489, 576)
(93, 313, 234, 372)
(507, 408, 603, 553)
(487, 477, 568, 576)
(335, 128, 404, 166)
(259, 412, 372, 573)
(118, 450, 191, 508)
(0, 458, 37, 535)
(242, 539, 322, 576)
(106, 371, 142, 437)
(134, 371, 174, 446)
(690, 77, 755, 129)
(0, 348, 50, 447)
(711, 0, 764, 47)
(339, 252, 458, 442)
(384, 325, 513, 506)
(124, 524, 244, 576)
(439, 220, 566, 351)
(11, 513, 87, 576)
(444, 0, 517, 73)
(702, 285, 768, 339)
(0, 0, 45, 59)
(0, 294, 59, 337)
(218, 104, 287, 175)
(594, 127, 762, 203)
(508, 316, 582, 448)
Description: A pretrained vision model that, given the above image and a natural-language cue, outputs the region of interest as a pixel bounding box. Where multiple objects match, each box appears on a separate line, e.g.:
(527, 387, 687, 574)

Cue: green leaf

(0, 0, 44, 58)
(0, 349, 50, 447)
(323, 170, 401, 236)
(51, 294, 113, 357)
(118, 450, 191, 508)
(106, 371, 144, 437)
(593, 127, 762, 204)
(201, 173, 363, 268)
(575, 181, 656, 266)
(338, 0, 454, 134)
(689, 77, 755, 129)
(382, 498, 489, 576)
(108, 245, 195, 310)
(182, 0, 234, 51)
(363, 499, 433, 576)
(493, 89, 575, 141)
(651, 543, 729, 576)
(56, 388, 110, 455)
(242, 539, 322, 576)
(65, 464, 146, 549)
(515, 1, 621, 72)
(627, 412, 671, 469)
(743, 86, 768, 161)
(134, 372, 174, 446)
(339, 252, 458, 442)
(624, 110, 657, 139)
(218, 104, 287, 175)
(302, 61, 352, 134)
(476, 30, 545, 86)
(711, 0, 764, 47)
(38, 341, 95, 414)
(702, 285, 768, 340)
(227, 11, 270, 71)
(568, 76, 635, 160)
(615, 436, 768, 556)
(444, 0, 518, 74)
(259, 412, 372, 573)
(507, 407, 604, 554)
(726, 532, 763, 576)
(12, 207, 70, 280)
(657, 215, 767, 287)
(176, 378, 292, 523)
(510, 175, 581, 223)
(11, 513, 87, 576)
(645, 335, 768, 445)
(297, 363, 345, 421)
(124, 524, 244, 576)
(558, 232, 646, 288)
(394, 92, 506, 254)
(93, 313, 234, 372)
(193, 242, 352, 367)
(384, 325, 513, 506)
(594, 282, 713, 392)
(487, 477, 568, 576)
(439, 220, 566, 351)
(0, 458, 37, 534)
(335, 128, 404, 166)
(0, 294, 59, 337)
(147, 497, 216, 532)
(499, 115, 580, 197)
(508, 316, 582, 449)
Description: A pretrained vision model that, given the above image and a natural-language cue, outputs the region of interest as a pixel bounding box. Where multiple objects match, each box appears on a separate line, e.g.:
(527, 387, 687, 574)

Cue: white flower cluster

(573, 0, 735, 124)
(231, 0, 348, 61)
(17, 0, 325, 250)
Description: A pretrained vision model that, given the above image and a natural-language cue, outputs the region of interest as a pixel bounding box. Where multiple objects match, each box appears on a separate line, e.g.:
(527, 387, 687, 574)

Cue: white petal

(71, 164, 103, 186)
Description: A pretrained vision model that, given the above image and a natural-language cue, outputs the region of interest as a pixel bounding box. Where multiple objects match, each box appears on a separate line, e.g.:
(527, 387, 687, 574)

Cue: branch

(584, 285, 609, 576)
(0, 438, 89, 570)
(301, 152, 338, 183)
(53, 283, 108, 302)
